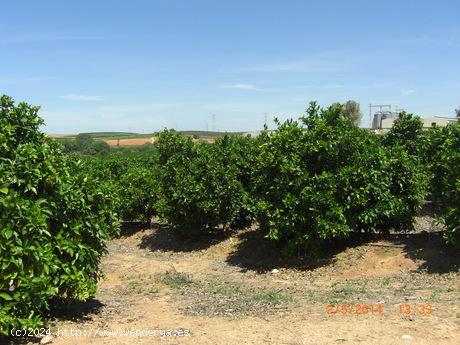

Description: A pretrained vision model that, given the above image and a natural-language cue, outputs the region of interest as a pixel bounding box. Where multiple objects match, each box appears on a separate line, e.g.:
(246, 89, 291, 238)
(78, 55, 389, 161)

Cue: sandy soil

(11, 221, 460, 345)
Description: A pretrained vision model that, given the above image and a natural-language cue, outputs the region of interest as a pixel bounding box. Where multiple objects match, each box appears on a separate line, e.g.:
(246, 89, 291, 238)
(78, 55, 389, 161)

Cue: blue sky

(1, 0, 459, 133)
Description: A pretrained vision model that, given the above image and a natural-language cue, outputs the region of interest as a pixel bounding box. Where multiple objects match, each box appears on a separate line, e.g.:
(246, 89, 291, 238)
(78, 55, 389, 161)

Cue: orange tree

(425, 123, 460, 246)
(155, 130, 254, 235)
(252, 102, 427, 253)
(0, 96, 119, 334)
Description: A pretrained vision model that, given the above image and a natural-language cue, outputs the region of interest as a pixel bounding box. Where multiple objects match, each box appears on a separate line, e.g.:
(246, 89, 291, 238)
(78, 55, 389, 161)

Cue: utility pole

(212, 114, 216, 132)
(368, 103, 372, 129)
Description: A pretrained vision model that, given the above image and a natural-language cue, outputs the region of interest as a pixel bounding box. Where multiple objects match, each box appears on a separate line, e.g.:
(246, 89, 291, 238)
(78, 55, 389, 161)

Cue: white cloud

(400, 89, 415, 96)
(220, 83, 260, 91)
(60, 94, 104, 101)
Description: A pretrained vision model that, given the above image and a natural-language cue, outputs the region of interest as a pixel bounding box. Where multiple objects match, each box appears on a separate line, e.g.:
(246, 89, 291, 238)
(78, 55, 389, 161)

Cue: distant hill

(61, 132, 152, 140)
(54, 130, 245, 141)
(177, 130, 244, 137)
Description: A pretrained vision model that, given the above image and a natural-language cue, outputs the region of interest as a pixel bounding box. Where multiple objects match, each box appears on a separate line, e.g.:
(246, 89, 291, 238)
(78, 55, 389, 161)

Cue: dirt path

(17, 223, 460, 345)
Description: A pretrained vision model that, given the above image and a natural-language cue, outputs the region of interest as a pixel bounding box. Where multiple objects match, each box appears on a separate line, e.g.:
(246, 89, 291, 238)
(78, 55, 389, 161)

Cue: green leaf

(0, 187, 8, 194)
(0, 292, 12, 301)
(4, 229, 13, 240)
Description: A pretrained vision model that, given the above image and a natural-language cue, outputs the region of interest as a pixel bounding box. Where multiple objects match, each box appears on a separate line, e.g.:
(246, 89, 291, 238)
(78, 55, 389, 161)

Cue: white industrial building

(379, 116, 457, 130)
(371, 109, 457, 132)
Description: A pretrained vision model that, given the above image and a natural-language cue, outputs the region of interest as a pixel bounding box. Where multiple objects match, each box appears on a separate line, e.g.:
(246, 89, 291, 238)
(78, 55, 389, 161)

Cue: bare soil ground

(105, 137, 215, 147)
(105, 138, 154, 146)
(13, 217, 460, 345)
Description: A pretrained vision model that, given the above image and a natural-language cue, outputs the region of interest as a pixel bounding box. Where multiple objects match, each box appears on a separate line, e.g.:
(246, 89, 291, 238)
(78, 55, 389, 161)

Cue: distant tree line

(60, 133, 158, 157)
(60, 133, 111, 155)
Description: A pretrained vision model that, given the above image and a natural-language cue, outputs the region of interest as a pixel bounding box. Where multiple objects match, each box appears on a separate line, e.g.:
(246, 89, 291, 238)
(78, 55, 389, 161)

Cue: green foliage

(385, 113, 459, 246)
(155, 130, 253, 235)
(83, 140, 110, 155)
(438, 124, 460, 247)
(252, 102, 426, 253)
(0, 95, 119, 334)
(444, 178, 460, 246)
(60, 138, 78, 153)
(75, 133, 93, 150)
(60, 133, 111, 155)
(213, 134, 257, 228)
(118, 165, 159, 222)
(382, 112, 425, 156)
(74, 152, 159, 223)
(423, 126, 447, 201)
(425, 123, 460, 245)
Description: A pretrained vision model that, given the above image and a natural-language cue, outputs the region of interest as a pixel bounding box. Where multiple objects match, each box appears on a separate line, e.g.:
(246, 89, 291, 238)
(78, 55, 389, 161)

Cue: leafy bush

(212, 134, 256, 229)
(61, 133, 111, 155)
(155, 130, 252, 235)
(155, 131, 212, 235)
(425, 123, 460, 245)
(423, 126, 447, 201)
(0, 95, 119, 334)
(73, 152, 160, 223)
(444, 178, 460, 246)
(382, 111, 425, 157)
(118, 165, 159, 222)
(252, 102, 426, 252)
(83, 140, 110, 155)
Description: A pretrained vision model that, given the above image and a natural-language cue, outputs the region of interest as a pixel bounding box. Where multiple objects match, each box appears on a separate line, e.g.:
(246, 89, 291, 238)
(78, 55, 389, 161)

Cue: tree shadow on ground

(47, 297, 105, 322)
(391, 231, 460, 274)
(139, 222, 234, 252)
(4, 336, 36, 345)
(225, 229, 368, 273)
(118, 221, 151, 237)
(226, 229, 460, 274)
(4, 298, 105, 345)
(419, 200, 443, 217)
